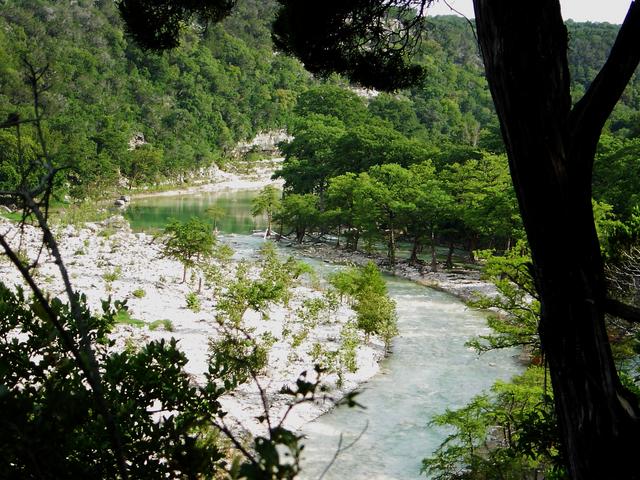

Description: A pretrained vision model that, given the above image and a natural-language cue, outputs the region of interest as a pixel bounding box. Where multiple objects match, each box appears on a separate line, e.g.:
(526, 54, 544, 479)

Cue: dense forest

(0, 0, 311, 194)
(2, 0, 640, 478)
(0, 0, 638, 200)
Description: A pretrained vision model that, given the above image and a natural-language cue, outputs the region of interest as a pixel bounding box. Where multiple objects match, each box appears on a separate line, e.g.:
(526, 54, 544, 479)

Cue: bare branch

(318, 421, 369, 480)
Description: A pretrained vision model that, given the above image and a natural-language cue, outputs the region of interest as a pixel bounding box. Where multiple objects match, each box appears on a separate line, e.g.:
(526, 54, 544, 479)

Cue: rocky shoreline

(1, 166, 499, 438)
(0, 215, 384, 436)
(290, 241, 497, 304)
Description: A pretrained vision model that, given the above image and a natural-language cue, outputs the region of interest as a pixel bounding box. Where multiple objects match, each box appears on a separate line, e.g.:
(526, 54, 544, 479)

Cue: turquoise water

(127, 190, 521, 479)
(125, 190, 266, 233)
(299, 278, 520, 479)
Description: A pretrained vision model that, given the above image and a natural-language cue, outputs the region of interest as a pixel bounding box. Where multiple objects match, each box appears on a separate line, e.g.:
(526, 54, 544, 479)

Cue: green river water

(125, 189, 522, 480)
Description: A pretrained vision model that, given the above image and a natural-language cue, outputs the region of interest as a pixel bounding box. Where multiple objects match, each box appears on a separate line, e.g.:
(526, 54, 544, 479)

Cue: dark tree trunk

(409, 235, 420, 264)
(467, 235, 477, 263)
(474, 1, 640, 478)
(277, 217, 284, 242)
(430, 229, 438, 272)
(387, 217, 396, 266)
(350, 230, 360, 251)
(445, 241, 455, 269)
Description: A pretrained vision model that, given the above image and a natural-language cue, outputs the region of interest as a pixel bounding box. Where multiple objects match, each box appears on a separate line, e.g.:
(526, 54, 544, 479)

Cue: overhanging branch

(604, 298, 640, 324)
(569, 1, 640, 147)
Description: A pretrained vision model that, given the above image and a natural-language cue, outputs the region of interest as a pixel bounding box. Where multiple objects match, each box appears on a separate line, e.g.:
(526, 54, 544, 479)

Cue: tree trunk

(266, 212, 272, 237)
(182, 264, 187, 284)
(430, 229, 438, 273)
(467, 235, 477, 264)
(409, 235, 420, 264)
(387, 218, 396, 266)
(336, 224, 341, 248)
(474, 1, 640, 477)
(445, 241, 454, 269)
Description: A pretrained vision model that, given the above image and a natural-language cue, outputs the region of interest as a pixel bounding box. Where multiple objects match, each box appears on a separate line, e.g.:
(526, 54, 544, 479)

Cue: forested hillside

(0, 0, 310, 194)
(0, 0, 637, 199)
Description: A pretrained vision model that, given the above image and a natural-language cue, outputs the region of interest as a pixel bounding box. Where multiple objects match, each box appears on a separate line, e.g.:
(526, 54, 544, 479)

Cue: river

(126, 189, 522, 479)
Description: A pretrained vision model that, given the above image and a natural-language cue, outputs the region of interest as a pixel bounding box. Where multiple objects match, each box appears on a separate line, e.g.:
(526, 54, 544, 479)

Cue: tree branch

(604, 298, 640, 324)
(569, 1, 640, 147)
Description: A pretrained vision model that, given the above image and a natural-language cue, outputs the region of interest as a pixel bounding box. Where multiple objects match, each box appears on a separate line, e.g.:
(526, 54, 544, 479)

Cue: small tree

(274, 193, 319, 243)
(355, 290, 398, 350)
(251, 185, 281, 237)
(161, 217, 215, 283)
(205, 204, 225, 231)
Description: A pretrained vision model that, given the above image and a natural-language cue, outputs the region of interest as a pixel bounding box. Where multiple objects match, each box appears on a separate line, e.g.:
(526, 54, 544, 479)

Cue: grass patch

(114, 309, 145, 328)
(103, 265, 123, 283)
(131, 288, 146, 298)
(149, 319, 174, 332)
(53, 201, 111, 227)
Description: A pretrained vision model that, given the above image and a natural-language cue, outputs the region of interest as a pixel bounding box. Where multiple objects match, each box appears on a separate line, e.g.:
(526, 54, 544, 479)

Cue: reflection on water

(125, 190, 266, 234)
(127, 190, 522, 479)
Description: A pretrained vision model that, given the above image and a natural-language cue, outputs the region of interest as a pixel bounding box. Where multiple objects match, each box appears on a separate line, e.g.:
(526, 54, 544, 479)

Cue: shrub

(149, 319, 174, 332)
(102, 265, 122, 283)
(114, 308, 145, 328)
(208, 333, 271, 389)
(185, 291, 201, 312)
(132, 288, 146, 298)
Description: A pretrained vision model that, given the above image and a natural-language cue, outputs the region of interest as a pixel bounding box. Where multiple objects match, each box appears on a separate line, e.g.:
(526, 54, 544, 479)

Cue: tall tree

(471, 2, 640, 478)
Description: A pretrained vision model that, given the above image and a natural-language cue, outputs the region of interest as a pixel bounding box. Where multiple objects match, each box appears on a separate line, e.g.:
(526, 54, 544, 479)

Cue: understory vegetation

(421, 244, 640, 479)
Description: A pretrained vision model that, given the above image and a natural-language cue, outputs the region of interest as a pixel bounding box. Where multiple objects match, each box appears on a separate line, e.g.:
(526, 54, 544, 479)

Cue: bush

(208, 333, 271, 389)
(102, 265, 122, 283)
(0, 285, 226, 477)
(422, 367, 566, 480)
(185, 292, 201, 312)
(132, 287, 146, 298)
(149, 319, 175, 332)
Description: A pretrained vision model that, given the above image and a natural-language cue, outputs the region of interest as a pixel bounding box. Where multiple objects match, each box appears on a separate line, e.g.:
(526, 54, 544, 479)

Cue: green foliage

(149, 318, 175, 332)
(0, 0, 311, 198)
(216, 245, 310, 325)
(329, 261, 387, 302)
(185, 292, 201, 313)
(467, 244, 541, 356)
(114, 306, 145, 328)
(131, 287, 146, 298)
(161, 217, 216, 282)
(274, 193, 319, 243)
(208, 332, 271, 390)
(329, 262, 397, 350)
(251, 184, 281, 235)
(354, 289, 398, 348)
(54, 201, 111, 227)
(0, 284, 227, 477)
(295, 85, 370, 127)
(422, 367, 566, 480)
(339, 321, 360, 374)
(102, 265, 123, 283)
